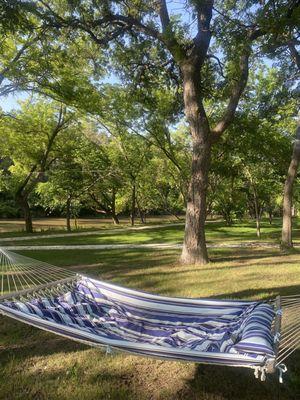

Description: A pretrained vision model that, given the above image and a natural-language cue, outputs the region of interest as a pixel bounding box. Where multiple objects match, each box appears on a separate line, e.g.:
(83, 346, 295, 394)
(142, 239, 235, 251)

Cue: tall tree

(253, 0, 300, 246)
(281, 41, 300, 248)
(282, 115, 300, 247)
(0, 100, 75, 232)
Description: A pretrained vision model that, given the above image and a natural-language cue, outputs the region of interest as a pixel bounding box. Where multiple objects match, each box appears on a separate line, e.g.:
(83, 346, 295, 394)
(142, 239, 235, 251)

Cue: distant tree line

(0, 63, 296, 234)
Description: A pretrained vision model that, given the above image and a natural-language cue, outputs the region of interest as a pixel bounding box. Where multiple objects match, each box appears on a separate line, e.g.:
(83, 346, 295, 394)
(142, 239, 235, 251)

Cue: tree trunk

(180, 61, 211, 265)
(181, 138, 211, 264)
(66, 195, 71, 232)
(282, 117, 300, 248)
(268, 209, 273, 225)
(111, 214, 119, 225)
(130, 180, 136, 226)
(111, 188, 119, 225)
(23, 199, 33, 233)
(136, 197, 145, 224)
(16, 192, 33, 233)
(253, 189, 261, 239)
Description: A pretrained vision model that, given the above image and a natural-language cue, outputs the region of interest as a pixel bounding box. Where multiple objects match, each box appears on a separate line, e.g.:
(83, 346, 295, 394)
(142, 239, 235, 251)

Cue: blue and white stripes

(0, 276, 276, 368)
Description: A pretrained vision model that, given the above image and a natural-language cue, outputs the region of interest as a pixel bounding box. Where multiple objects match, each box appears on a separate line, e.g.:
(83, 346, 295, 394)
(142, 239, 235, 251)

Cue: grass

(1, 242, 300, 399)
(0, 215, 181, 236)
(2, 217, 300, 246)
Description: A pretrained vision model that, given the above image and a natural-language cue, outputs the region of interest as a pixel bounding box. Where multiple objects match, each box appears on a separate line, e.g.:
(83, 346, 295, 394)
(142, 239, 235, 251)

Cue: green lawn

(1, 244, 300, 399)
(2, 218, 300, 246)
(0, 215, 181, 236)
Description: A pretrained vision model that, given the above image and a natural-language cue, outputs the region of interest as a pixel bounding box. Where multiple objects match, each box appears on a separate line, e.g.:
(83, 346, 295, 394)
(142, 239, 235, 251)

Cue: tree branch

(288, 42, 300, 70)
(211, 49, 250, 139)
(207, 54, 226, 79)
(192, 0, 213, 65)
(157, 0, 170, 33)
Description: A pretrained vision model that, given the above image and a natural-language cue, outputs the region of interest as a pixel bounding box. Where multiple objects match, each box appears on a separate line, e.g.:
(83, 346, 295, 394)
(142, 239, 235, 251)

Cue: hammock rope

(0, 247, 299, 383)
(0, 248, 76, 300)
(276, 296, 300, 366)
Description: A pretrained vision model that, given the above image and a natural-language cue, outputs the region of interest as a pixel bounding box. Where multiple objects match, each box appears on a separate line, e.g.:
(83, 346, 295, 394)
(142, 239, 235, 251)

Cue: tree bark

(16, 192, 33, 233)
(253, 188, 261, 239)
(111, 213, 119, 225)
(268, 209, 273, 225)
(282, 117, 300, 248)
(136, 197, 145, 224)
(180, 61, 211, 265)
(130, 180, 136, 226)
(66, 195, 71, 232)
(111, 188, 119, 225)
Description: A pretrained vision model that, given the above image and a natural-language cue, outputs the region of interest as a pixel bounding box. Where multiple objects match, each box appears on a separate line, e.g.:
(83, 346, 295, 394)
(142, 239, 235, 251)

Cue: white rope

(275, 297, 300, 366)
(0, 248, 76, 300)
(277, 364, 287, 383)
(253, 366, 267, 381)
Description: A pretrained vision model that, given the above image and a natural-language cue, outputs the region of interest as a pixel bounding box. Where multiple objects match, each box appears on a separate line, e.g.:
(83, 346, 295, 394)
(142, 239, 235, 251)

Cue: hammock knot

(273, 332, 281, 343)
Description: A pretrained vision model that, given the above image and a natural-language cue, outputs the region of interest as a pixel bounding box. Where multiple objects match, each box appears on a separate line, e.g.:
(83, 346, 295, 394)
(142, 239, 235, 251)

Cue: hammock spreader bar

(0, 248, 298, 383)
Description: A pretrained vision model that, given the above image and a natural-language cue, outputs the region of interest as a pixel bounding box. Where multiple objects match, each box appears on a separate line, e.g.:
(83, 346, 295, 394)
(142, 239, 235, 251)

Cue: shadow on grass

(179, 284, 300, 400)
(213, 284, 300, 300)
(0, 316, 87, 369)
(181, 351, 300, 400)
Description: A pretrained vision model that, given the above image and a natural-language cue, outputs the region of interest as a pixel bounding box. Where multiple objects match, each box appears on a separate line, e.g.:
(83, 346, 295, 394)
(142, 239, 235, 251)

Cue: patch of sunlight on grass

(4, 217, 300, 246)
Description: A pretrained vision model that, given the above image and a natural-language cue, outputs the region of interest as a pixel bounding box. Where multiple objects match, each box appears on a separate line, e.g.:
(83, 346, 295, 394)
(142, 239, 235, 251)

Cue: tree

(282, 116, 300, 247)
(253, 0, 300, 247)
(280, 43, 300, 247)
(6, 1, 266, 264)
(3, 1, 299, 263)
(0, 100, 76, 232)
(209, 65, 292, 231)
(81, 130, 123, 225)
(108, 132, 151, 226)
(37, 131, 91, 231)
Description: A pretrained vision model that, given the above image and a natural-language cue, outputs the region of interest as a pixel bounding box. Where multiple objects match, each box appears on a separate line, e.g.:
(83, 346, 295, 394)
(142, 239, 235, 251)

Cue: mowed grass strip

(1, 247, 300, 399)
(3, 218, 300, 246)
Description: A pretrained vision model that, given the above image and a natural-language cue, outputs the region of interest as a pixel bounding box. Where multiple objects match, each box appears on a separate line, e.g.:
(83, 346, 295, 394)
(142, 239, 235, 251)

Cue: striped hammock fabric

(0, 276, 277, 374)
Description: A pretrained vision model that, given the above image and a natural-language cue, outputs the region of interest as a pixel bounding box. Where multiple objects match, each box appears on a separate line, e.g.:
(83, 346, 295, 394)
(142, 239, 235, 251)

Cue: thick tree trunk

(181, 138, 211, 264)
(66, 196, 71, 232)
(130, 180, 136, 226)
(180, 61, 211, 265)
(16, 193, 33, 233)
(282, 118, 300, 248)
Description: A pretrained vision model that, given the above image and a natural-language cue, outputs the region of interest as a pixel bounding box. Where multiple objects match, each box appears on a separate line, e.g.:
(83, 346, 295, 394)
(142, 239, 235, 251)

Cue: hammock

(0, 248, 298, 382)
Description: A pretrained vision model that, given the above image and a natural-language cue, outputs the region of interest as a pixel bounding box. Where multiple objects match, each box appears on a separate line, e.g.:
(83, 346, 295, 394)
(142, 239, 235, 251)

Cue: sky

(1, 92, 27, 112)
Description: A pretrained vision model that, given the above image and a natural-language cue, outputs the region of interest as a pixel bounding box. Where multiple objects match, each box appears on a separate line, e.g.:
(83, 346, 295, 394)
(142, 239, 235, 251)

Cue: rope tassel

(277, 364, 287, 384)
